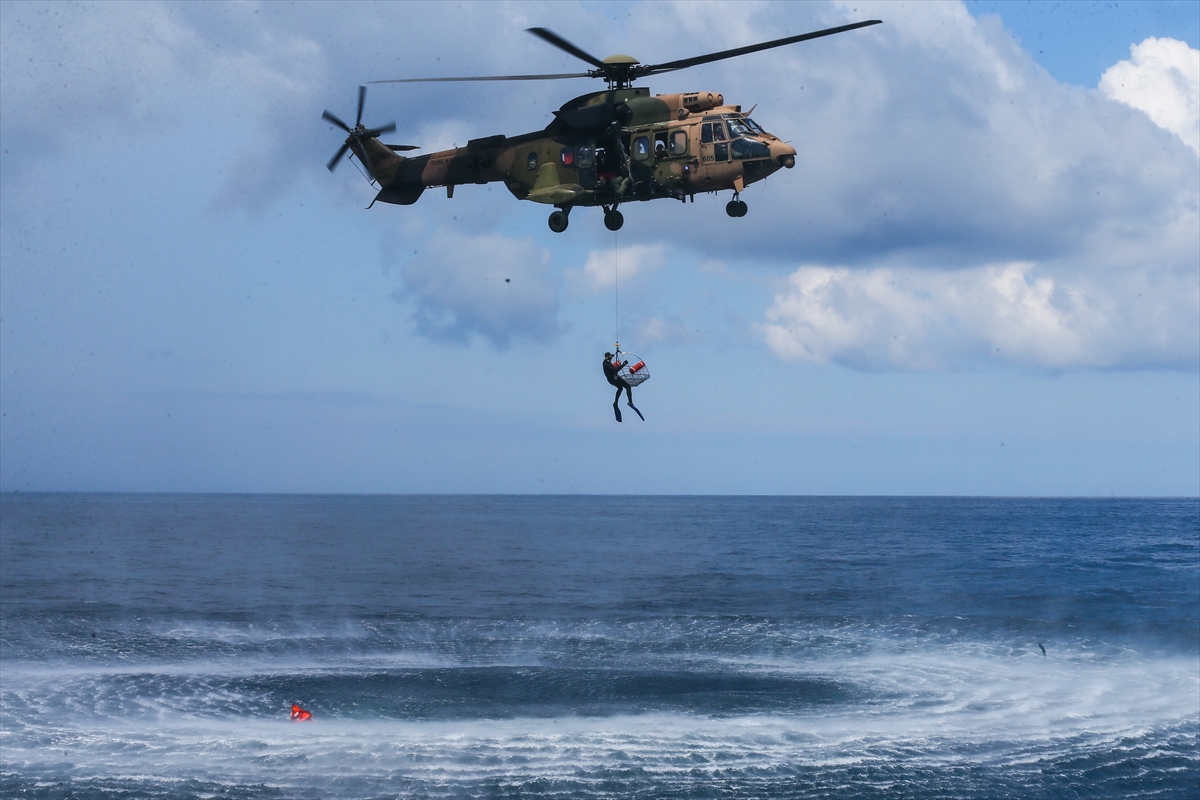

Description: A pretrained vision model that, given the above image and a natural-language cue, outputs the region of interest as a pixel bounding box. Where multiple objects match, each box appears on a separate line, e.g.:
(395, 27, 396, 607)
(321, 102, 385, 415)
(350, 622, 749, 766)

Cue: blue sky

(1, 0, 1197, 495)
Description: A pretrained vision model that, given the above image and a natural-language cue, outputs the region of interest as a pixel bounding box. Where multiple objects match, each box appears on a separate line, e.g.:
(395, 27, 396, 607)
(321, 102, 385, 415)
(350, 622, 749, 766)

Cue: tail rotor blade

(327, 87, 413, 175)
(322, 110, 351, 133)
(326, 142, 351, 172)
(364, 122, 397, 138)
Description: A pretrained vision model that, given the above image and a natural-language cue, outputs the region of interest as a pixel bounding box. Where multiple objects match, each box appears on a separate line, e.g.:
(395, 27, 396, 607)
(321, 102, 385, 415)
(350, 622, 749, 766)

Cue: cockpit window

(744, 117, 767, 135)
(731, 137, 770, 160)
(726, 119, 752, 138)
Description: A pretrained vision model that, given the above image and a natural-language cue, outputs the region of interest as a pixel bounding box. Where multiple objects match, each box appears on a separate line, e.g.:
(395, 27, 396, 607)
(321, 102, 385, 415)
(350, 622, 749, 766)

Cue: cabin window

(670, 130, 688, 155)
(527, 152, 538, 170)
(632, 136, 650, 161)
(560, 147, 575, 167)
(731, 137, 771, 160)
(576, 144, 594, 169)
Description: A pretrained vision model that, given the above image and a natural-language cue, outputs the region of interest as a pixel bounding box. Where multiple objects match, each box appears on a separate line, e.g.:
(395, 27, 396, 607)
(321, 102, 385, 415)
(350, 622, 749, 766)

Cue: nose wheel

(726, 195, 748, 218)
(603, 206, 624, 231)
(548, 208, 570, 233)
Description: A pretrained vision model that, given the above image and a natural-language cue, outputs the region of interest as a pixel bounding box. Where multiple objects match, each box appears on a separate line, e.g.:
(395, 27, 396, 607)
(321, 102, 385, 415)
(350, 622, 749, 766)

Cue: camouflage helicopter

(323, 20, 880, 233)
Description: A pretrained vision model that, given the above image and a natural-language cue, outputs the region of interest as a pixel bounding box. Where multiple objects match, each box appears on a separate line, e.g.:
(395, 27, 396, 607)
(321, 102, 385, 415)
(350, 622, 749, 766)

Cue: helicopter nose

(773, 141, 797, 169)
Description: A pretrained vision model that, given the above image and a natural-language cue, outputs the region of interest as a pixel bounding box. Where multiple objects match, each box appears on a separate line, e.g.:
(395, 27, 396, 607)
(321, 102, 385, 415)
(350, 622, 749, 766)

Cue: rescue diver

(603, 352, 644, 422)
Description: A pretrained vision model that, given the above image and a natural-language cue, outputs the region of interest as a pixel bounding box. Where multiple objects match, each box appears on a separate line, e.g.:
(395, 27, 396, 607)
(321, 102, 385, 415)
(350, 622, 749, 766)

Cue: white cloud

(394, 228, 562, 347)
(604, 2, 1196, 266)
(0, 1, 330, 212)
(7, 1, 1194, 371)
(1100, 37, 1200, 154)
(760, 261, 1199, 371)
(608, 0, 1200, 372)
(581, 244, 667, 291)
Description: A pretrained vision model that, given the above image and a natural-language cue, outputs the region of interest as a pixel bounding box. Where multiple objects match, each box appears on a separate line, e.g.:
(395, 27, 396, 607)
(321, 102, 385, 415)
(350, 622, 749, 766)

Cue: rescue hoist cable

(613, 231, 620, 353)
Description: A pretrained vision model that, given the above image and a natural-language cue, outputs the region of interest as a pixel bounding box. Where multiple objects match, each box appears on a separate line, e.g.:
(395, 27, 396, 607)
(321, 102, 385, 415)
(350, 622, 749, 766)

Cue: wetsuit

(604, 357, 633, 406)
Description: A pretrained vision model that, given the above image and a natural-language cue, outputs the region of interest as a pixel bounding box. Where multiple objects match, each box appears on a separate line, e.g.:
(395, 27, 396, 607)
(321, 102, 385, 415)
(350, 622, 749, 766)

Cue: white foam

(4, 631, 1196, 795)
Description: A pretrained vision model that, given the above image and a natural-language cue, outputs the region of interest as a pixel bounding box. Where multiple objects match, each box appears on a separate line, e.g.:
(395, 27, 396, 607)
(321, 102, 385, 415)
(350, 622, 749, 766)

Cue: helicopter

(322, 20, 881, 233)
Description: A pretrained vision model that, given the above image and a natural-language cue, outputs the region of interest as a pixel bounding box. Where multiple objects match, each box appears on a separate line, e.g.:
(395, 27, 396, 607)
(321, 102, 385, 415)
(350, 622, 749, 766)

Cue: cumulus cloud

(581, 244, 667, 291)
(760, 261, 1198, 371)
(0, 2, 195, 129)
(601, 0, 1199, 372)
(0, 1, 324, 194)
(1100, 37, 1200, 154)
(0, 1, 565, 204)
(7, 1, 1193, 371)
(393, 228, 562, 347)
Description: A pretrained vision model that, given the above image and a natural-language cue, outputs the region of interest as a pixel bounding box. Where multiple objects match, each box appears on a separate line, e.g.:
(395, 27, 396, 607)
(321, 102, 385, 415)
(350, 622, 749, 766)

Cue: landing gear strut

(603, 206, 624, 231)
(548, 208, 570, 233)
(726, 194, 748, 218)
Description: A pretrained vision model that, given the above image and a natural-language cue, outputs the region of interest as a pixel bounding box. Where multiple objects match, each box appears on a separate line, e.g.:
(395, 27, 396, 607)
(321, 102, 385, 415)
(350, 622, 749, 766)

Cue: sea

(1, 494, 1197, 799)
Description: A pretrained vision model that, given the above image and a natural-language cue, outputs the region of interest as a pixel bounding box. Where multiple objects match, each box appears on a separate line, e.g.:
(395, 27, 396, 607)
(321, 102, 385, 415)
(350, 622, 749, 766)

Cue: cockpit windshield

(725, 116, 768, 138)
(726, 118, 753, 138)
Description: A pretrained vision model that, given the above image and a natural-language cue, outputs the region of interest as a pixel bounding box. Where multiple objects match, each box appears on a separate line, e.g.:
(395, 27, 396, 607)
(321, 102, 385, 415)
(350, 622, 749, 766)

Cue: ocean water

(1, 495, 1196, 799)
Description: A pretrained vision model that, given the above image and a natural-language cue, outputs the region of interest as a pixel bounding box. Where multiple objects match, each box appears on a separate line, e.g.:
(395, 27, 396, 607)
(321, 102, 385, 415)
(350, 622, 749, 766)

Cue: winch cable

(613, 231, 620, 352)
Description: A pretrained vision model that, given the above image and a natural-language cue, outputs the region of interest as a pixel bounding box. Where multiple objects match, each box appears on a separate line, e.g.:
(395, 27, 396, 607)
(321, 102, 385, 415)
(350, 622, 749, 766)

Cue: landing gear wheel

(548, 209, 569, 233)
(736, 200, 748, 217)
(604, 209, 624, 231)
(726, 200, 748, 217)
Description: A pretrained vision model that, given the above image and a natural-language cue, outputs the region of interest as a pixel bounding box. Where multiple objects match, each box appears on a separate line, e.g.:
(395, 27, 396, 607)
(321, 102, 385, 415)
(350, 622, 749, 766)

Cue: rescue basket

(613, 352, 650, 387)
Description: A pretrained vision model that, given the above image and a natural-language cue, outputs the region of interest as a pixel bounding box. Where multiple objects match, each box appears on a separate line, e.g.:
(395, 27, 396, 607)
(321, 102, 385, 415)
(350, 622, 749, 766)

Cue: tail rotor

(322, 86, 416, 176)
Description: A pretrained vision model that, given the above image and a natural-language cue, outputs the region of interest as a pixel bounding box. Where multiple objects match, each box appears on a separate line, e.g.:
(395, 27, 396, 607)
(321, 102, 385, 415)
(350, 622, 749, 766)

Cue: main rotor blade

(322, 110, 351, 133)
(371, 72, 590, 84)
(364, 122, 397, 138)
(640, 19, 882, 76)
(526, 27, 609, 70)
(326, 142, 351, 172)
(356, 85, 367, 127)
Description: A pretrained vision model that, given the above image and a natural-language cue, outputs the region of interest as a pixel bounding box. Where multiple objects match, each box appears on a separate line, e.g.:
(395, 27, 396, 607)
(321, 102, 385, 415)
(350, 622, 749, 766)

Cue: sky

(1, 0, 1197, 496)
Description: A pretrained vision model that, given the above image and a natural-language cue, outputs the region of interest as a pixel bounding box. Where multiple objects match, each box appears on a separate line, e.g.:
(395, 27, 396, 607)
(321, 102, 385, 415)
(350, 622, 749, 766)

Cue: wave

(3, 711, 1196, 799)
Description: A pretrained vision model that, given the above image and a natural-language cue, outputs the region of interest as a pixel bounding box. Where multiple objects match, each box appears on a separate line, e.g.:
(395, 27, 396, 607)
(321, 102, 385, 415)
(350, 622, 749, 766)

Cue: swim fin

(613, 402, 622, 422)
(627, 402, 644, 421)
